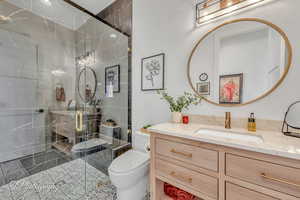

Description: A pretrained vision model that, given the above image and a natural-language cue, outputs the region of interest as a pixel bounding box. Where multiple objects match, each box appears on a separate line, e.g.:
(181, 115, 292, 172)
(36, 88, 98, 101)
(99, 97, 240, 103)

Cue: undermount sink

(196, 129, 264, 143)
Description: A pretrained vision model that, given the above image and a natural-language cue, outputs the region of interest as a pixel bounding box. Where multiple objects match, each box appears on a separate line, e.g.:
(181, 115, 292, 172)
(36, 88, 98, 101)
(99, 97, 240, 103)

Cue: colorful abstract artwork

(219, 73, 243, 104)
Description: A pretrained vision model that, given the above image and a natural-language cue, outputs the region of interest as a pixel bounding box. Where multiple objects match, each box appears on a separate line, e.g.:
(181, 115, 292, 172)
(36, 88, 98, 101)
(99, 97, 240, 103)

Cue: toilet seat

(109, 150, 149, 174)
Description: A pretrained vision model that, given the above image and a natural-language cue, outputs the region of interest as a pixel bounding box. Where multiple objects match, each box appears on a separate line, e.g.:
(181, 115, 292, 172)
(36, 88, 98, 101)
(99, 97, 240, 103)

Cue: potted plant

(157, 90, 202, 123)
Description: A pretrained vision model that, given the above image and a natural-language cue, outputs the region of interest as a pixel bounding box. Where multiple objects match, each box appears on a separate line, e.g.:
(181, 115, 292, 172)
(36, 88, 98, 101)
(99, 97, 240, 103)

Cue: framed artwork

(141, 53, 165, 91)
(105, 65, 120, 93)
(219, 73, 243, 104)
(197, 82, 210, 95)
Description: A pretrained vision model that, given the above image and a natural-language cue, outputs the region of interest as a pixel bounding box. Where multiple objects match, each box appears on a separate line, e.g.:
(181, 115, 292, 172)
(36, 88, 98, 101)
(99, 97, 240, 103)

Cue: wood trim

(218, 151, 226, 200)
(187, 18, 293, 107)
(150, 135, 156, 200)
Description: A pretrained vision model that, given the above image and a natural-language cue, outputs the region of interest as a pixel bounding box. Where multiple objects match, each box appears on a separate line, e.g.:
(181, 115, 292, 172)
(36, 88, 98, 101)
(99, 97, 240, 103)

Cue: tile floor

(0, 150, 150, 200)
(0, 150, 71, 186)
(0, 159, 115, 200)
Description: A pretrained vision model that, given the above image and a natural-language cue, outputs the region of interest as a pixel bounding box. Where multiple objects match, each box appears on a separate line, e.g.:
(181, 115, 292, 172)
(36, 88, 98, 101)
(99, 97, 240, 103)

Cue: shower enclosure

(0, 0, 130, 199)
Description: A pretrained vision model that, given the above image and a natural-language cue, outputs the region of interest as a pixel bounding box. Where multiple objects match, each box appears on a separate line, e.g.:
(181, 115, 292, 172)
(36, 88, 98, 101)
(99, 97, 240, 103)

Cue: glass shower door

(0, 0, 129, 199)
(0, 29, 42, 164)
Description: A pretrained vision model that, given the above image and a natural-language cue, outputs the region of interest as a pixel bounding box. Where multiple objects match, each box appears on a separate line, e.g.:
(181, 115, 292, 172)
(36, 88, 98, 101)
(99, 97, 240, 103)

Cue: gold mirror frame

(187, 18, 293, 107)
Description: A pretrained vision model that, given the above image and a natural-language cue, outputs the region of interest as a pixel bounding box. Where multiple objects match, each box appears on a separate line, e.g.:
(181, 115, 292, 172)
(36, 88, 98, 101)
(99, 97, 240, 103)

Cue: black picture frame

(219, 73, 243, 104)
(141, 53, 165, 91)
(105, 65, 120, 93)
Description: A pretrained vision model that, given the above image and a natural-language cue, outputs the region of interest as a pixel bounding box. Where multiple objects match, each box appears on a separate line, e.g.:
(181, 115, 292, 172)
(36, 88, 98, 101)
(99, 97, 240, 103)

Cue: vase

(171, 112, 182, 123)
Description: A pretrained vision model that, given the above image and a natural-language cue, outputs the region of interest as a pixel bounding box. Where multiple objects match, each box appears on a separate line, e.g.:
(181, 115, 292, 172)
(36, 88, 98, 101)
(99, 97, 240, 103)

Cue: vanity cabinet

(150, 132, 300, 200)
(155, 138, 218, 172)
(226, 154, 300, 198)
(50, 111, 99, 155)
(225, 183, 279, 200)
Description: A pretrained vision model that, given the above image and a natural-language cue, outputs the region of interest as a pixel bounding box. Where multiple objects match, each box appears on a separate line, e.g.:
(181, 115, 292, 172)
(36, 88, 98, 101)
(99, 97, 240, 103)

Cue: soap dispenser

(248, 113, 256, 132)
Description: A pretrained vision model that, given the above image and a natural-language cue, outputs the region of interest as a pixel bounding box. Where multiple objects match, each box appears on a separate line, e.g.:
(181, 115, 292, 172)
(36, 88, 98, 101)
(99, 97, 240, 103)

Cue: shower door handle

(76, 111, 83, 132)
(35, 109, 44, 113)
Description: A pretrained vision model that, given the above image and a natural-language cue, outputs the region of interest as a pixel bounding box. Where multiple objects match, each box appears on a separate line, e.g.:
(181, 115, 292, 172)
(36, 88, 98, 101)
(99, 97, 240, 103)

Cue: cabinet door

(226, 153, 300, 198)
(226, 183, 279, 200)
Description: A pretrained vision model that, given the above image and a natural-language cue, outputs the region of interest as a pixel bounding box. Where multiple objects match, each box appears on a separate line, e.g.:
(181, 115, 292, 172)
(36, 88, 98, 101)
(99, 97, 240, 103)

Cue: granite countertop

(148, 123, 300, 160)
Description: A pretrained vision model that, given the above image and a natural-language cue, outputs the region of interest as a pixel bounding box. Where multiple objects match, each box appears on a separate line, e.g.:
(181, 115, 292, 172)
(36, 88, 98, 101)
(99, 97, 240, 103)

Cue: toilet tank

(132, 131, 150, 153)
(100, 124, 121, 140)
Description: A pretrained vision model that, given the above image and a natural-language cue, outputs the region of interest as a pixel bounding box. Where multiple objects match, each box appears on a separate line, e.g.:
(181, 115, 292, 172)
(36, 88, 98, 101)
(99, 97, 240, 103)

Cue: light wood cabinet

(156, 138, 219, 172)
(226, 153, 300, 198)
(150, 132, 300, 200)
(225, 183, 279, 200)
(156, 158, 218, 199)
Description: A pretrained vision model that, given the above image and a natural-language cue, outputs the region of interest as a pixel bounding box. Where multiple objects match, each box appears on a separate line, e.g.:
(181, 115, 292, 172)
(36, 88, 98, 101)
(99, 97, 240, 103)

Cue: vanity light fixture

(51, 69, 65, 76)
(76, 51, 96, 67)
(110, 33, 117, 39)
(196, 0, 276, 25)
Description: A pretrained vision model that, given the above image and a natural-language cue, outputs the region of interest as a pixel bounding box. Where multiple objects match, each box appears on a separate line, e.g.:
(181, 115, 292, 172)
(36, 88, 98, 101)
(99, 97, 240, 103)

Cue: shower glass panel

(0, 0, 130, 199)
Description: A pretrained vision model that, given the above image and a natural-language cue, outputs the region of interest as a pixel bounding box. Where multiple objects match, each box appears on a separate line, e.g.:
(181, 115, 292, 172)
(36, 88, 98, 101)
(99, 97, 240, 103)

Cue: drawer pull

(261, 173, 300, 188)
(170, 149, 192, 158)
(170, 171, 192, 183)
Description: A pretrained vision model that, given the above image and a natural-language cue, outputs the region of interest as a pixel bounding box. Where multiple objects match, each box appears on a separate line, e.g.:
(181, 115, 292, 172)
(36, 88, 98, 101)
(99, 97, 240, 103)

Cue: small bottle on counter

(248, 113, 256, 132)
(182, 116, 189, 124)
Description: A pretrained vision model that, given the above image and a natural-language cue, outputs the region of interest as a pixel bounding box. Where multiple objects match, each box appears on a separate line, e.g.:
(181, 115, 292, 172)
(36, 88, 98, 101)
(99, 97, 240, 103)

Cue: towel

(164, 183, 196, 200)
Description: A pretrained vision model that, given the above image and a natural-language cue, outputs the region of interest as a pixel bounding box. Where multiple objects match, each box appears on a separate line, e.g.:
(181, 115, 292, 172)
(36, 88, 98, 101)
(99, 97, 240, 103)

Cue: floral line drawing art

(145, 60, 161, 87)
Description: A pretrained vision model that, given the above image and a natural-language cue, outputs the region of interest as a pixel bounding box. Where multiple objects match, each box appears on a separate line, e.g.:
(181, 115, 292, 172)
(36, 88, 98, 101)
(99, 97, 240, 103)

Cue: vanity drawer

(226, 154, 300, 198)
(226, 182, 279, 200)
(156, 158, 218, 199)
(155, 138, 218, 171)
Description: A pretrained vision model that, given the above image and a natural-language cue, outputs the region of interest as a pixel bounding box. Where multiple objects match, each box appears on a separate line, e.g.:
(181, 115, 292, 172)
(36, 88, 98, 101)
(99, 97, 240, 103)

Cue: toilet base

(116, 176, 148, 200)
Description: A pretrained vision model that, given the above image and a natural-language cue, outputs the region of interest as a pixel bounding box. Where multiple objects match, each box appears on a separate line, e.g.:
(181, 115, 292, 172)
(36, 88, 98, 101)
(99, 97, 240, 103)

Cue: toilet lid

(109, 150, 149, 173)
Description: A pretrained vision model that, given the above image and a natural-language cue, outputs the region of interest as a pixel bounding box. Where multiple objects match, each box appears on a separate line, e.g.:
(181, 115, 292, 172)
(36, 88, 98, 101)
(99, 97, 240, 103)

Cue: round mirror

(188, 18, 292, 106)
(77, 67, 97, 103)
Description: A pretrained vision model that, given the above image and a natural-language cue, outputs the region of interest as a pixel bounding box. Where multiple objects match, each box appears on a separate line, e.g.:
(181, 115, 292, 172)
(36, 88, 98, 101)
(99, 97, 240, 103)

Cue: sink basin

(196, 129, 263, 143)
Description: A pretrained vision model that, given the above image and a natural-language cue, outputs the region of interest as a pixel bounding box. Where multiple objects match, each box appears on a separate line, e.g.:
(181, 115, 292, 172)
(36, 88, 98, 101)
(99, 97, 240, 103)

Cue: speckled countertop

(149, 123, 300, 160)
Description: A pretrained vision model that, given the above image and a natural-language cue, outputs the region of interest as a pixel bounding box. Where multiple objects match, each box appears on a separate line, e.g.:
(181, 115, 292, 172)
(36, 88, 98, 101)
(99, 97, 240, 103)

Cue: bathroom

(1, 0, 300, 200)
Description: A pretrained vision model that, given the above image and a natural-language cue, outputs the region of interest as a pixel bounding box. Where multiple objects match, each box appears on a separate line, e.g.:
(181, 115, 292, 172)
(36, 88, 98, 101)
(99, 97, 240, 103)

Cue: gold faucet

(225, 112, 231, 129)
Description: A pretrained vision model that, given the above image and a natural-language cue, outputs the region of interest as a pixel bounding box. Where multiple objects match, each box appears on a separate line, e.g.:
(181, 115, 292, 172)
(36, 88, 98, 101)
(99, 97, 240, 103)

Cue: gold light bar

(196, 0, 276, 25)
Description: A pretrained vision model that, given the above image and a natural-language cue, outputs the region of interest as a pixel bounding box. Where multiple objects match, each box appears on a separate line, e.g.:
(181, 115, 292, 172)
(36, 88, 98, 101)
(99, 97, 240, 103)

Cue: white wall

(218, 29, 269, 102)
(132, 0, 300, 131)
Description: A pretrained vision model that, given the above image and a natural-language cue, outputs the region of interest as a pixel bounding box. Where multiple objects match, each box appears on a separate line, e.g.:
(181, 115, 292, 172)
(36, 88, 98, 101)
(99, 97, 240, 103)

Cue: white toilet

(108, 131, 150, 200)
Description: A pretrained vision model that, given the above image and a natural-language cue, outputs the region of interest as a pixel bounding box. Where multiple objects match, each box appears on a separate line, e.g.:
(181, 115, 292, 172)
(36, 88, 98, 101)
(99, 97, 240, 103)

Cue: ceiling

(5, 0, 116, 30)
(71, 0, 116, 15)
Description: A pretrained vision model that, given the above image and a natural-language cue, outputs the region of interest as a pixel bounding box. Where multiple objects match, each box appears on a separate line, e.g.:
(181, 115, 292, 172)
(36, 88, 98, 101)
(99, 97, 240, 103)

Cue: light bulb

(42, 0, 52, 6)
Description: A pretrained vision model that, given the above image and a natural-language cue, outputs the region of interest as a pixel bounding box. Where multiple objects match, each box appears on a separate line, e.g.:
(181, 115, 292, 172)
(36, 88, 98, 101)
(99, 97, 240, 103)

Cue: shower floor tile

(0, 159, 116, 200)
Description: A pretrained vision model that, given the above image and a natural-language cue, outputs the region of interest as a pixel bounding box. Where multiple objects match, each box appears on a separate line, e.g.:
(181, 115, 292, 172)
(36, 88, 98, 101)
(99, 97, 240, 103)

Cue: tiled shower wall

(75, 18, 129, 140)
(0, 0, 130, 160)
(0, 1, 76, 158)
(0, 1, 76, 110)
